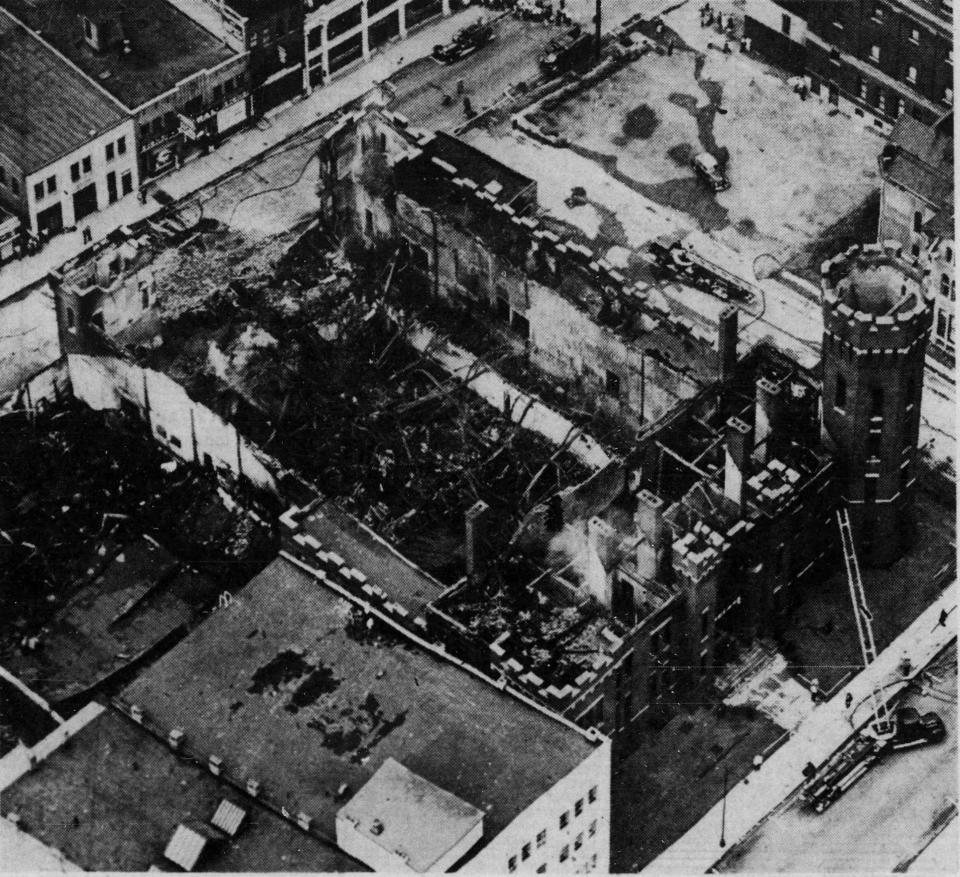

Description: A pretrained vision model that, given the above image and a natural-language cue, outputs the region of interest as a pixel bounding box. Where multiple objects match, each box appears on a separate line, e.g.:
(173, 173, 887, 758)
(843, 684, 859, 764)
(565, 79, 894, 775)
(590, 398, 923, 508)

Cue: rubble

(135, 224, 590, 582)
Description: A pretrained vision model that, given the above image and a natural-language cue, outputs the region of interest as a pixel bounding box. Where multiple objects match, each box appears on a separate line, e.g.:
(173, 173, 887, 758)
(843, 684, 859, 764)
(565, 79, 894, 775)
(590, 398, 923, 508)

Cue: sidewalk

(644, 580, 958, 874)
(0, 8, 484, 301)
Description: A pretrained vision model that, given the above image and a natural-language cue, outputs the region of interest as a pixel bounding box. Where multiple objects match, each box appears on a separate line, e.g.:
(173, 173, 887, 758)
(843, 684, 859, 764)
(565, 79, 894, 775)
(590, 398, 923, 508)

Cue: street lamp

(719, 764, 729, 848)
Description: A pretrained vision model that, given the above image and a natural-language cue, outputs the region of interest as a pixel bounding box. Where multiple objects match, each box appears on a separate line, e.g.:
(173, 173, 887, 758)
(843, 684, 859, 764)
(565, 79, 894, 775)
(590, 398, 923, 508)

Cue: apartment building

(746, 0, 953, 131)
(879, 112, 954, 363)
(0, 10, 139, 238)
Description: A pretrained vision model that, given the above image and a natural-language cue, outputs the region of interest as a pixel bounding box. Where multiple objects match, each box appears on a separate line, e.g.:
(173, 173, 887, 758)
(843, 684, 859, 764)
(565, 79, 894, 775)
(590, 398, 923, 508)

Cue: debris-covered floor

(135, 224, 591, 582)
(0, 403, 277, 715)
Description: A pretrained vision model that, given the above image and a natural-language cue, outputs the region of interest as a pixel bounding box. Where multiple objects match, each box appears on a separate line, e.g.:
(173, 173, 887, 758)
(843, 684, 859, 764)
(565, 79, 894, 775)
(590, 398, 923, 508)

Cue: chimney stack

(717, 305, 739, 383)
(585, 516, 615, 607)
(724, 417, 752, 511)
(754, 377, 782, 465)
(634, 489, 666, 580)
(465, 500, 490, 585)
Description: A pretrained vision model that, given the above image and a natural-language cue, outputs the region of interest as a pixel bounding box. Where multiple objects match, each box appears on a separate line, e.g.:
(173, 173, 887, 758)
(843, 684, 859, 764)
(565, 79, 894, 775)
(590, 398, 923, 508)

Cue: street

(718, 646, 958, 873)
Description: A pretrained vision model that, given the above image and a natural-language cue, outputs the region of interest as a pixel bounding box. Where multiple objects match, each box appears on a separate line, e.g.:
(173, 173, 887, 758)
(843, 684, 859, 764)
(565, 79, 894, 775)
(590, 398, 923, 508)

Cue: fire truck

(432, 20, 495, 63)
(799, 510, 946, 814)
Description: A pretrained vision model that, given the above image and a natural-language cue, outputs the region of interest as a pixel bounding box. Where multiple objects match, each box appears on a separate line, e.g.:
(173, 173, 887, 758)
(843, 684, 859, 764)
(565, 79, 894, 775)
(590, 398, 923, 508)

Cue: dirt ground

(612, 700, 783, 871)
(530, 34, 881, 272)
(778, 471, 957, 691)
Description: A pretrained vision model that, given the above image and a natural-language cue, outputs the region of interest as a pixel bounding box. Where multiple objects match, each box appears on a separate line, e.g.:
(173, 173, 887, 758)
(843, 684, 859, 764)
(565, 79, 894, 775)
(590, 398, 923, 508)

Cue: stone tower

(820, 242, 932, 566)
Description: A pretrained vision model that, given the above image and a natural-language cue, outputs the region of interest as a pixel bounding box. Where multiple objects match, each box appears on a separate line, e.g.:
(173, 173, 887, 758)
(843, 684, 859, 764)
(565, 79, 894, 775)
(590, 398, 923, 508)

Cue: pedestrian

(752, 754, 764, 771)
(938, 608, 949, 627)
(810, 678, 821, 703)
(845, 692, 853, 709)
(463, 96, 474, 117)
(667, 39, 674, 56)
(899, 653, 912, 677)
(742, 35, 752, 54)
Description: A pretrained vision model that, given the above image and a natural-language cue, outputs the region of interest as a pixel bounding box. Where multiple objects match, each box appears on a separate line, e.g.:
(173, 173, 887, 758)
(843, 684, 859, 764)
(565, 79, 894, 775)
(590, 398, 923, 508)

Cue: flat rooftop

(298, 502, 444, 617)
(4, 536, 215, 706)
(340, 757, 484, 872)
(123, 555, 597, 852)
(1, 0, 237, 111)
(0, 708, 364, 872)
(0, 10, 127, 174)
(399, 131, 537, 211)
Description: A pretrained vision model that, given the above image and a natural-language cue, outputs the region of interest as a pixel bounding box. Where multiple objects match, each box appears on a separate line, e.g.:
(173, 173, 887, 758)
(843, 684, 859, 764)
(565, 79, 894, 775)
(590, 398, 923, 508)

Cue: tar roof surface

(886, 112, 953, 205)
(123, 556, 595, 848)
(1, 0, 237, 110)
(0, 709, 364, 872)
(0, 11, 127, 173)
(399, 131, 536, 210)
(299, 503, 445, 616)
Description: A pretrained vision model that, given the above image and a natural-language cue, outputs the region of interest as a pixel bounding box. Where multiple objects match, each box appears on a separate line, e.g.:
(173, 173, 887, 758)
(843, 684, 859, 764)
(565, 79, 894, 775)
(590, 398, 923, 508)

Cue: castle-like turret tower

(821, 242, 932, 566)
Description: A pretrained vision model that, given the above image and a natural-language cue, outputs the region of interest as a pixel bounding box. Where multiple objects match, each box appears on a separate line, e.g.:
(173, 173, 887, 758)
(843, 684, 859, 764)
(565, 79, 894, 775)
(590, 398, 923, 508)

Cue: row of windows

(508, 822, 598, 872)
(506, 788, 599, 872)
(834, 379, 893, 415)
(33, 175, 57, 203)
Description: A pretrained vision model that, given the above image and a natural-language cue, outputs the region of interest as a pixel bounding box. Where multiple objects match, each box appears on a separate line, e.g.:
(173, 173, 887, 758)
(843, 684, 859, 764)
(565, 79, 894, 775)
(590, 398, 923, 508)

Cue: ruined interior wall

(0, 282, 61, 400)
(66, 355, 278, 494)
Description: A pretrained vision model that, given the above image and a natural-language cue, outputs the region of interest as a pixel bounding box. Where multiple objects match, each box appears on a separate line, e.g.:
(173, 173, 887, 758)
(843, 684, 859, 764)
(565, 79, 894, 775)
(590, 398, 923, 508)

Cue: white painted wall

(746, 0, 808, 43)
(463, 737, 612, 875)
(0, 281, 61, 398)
(23, 118, 139, 235)
(66, 354, 278, 494)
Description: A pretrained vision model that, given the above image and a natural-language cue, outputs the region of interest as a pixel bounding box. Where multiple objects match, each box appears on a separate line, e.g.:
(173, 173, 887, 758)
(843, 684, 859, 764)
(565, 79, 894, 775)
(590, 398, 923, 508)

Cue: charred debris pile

(0, 402, 277, 635)
(135, 224, 591, 582)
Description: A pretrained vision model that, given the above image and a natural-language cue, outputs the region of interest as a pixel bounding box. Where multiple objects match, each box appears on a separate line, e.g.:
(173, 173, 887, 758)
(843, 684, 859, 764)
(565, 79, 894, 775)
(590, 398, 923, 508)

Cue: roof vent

(163, 824, 207, 872)
(167, 728, 185, 751)
(245, 778, 261, 798)
(296, 812, 312, 831)
(336, 783, 350, 799)
(370, 818, 384, 836)
(210, 800, 247, 837)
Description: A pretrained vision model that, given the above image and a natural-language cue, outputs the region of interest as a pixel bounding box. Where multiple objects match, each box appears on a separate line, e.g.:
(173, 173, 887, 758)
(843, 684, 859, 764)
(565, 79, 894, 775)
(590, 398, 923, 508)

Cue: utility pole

(719, 764, 729, 847)
(594, 0, 602, 60)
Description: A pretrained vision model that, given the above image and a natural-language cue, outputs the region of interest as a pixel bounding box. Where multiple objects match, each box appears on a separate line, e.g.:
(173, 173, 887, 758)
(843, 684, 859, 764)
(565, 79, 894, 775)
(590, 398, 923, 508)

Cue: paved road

(389, 16, 561, 132)
(718, 645, 958, 873)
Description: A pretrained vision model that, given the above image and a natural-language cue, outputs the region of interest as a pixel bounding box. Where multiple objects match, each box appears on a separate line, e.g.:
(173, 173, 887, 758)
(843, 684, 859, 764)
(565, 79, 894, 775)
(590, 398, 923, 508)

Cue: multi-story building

(878, 111, 954, 363)
(329, 109, 840, 756)
(304, 0, 454, 91)
(1, 0, 250, 182)
(173, 0, 307, 112)
(121, 551, 612, 873)
(745, 0, 953, 131)
(0, 9, 139, 238)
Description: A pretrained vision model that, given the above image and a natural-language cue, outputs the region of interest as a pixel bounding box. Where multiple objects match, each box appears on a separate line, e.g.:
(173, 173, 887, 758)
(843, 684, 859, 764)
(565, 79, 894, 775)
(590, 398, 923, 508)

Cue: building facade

(304, 0, 452, 90)
(821, 242, 933, 566)
(746, 0, 953, 131)
(0, 9, 140, 239)
(1, 1, 251, 183)
(878, 112, 954, 364)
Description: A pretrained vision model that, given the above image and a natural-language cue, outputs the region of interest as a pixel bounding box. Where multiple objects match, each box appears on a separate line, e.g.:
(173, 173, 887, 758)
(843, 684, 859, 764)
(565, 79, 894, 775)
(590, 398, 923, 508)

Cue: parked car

(433, 19, 495, 63)
(692, 151, 730, 192)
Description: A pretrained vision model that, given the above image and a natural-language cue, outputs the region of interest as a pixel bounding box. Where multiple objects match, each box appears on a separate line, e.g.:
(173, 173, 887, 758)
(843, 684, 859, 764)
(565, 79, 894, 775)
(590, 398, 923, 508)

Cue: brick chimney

(634, 489, 666, 581)
(465, 500, 490, 584)
(717, 305, 739, 383)
(754, 377, 782, 465)
(724, 417, 752, 511)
